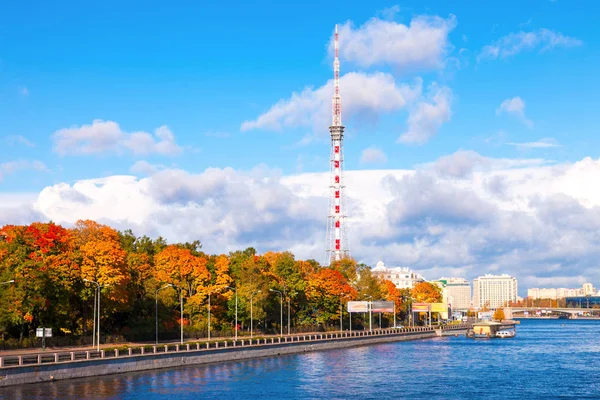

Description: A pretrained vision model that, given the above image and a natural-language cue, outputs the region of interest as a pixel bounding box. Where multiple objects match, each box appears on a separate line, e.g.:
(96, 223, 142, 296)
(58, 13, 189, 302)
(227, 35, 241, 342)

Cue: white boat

(496, 330, 516, 338)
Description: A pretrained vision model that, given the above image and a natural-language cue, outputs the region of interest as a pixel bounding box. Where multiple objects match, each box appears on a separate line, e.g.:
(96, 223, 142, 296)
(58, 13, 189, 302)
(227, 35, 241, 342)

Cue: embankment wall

(0, 330, 448, 387)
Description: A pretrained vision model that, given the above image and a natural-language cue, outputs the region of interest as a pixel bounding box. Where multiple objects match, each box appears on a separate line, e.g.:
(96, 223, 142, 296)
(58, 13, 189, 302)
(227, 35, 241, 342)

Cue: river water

(2, 319, 600, 399)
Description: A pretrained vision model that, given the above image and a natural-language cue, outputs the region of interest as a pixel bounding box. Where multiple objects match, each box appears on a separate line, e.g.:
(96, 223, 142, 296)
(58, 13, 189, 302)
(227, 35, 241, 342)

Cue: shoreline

(0, 326, 466, 388)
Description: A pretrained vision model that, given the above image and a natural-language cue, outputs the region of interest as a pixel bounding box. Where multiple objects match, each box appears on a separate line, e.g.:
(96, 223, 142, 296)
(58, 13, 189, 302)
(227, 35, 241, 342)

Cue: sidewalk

(0, 330, 355, 357)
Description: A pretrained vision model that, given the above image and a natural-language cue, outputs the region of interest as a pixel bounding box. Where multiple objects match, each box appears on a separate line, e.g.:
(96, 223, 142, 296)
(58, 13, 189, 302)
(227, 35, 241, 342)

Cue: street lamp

(169, 284, 184, 345)
(250, 290, 262, 338)
(0, 280, 14, 285)
(226, 286, 238, 341)
(270, 289, 283, 336)
(366, 295, 373, 332)
(155, 284, 173, 344)
(84, 279, 108, 351)
(287, 291, 296, 335)
(339, 293, 344, 332)
(207, 289, 220, 341)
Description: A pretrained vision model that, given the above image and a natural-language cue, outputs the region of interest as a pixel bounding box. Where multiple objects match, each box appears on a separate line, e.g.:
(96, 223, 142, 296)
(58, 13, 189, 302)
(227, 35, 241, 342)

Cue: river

(2, 319, 599, 399)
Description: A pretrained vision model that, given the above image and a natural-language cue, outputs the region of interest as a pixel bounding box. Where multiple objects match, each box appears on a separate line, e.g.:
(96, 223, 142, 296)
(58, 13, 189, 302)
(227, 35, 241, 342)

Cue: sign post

(36, 328, 52, 350)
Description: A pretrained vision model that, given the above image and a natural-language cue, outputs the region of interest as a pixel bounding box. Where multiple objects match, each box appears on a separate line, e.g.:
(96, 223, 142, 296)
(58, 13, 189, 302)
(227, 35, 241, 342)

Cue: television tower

(325, 24, 349, 265)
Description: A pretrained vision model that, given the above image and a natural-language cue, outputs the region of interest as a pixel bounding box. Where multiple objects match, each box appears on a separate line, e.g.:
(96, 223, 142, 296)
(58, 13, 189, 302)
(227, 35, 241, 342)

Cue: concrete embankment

(0, 326, 467, 387)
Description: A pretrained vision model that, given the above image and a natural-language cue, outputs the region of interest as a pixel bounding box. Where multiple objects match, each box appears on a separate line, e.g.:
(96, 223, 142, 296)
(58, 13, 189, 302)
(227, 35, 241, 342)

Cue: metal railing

(0, 326, 454, 368)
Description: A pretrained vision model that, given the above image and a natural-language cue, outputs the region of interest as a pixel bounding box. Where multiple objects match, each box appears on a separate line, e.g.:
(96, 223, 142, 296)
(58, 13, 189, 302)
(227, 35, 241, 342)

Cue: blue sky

(3, 1, 600, 290)
(2, 0, 598, 192)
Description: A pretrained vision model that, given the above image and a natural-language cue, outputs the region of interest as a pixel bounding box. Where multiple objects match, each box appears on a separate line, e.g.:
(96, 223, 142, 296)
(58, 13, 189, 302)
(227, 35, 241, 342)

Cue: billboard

(347, 301, 369, 312)
(478, 311, 493, 321)
(412, 303, 430, 312)
(430, 303, 449, 313)
(371, 301, 394, 313)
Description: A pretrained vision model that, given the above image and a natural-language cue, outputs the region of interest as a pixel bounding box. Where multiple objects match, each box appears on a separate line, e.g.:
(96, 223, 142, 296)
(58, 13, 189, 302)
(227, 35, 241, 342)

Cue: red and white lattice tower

(325, 24, 349, 265)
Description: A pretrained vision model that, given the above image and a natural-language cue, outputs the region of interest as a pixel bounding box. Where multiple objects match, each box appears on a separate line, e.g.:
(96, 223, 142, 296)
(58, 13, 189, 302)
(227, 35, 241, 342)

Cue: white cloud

(398, 84, 452, 145)
(333, 14, 457, 71)
(52, 120, 182, 156)
(497, 96, 533, 127)
(6, 152, 600, 293)
(19, 86, 29, 96)
(0, 160, 48, 181)
(5, 135, 35, 147)
(129, 160, 165, 176)
(507, 138, 561, 149)
(479, 28, 582, 61)
(241, 72, 421, 132)
(377, 5, 401, 21)
(360, 146, 388, 165)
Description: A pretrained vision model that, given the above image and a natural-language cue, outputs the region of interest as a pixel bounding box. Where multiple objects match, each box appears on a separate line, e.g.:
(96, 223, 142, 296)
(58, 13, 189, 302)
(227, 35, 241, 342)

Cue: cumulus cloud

(333, 14, 457, 71)
(52, 120, 182, 156)
(360, 146, 388, 165)
(479, 28, 582, 61)
(398, 84, 452, 144)
(0, 160, 48, 181)
(241, 72, 421, 132)
(497, 96, 533, 127)
(5, 151, 600, 293)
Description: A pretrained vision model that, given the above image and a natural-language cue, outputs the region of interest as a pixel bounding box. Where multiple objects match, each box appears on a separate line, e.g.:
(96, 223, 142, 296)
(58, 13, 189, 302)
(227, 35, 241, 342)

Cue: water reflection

(2, 320, 600, 399)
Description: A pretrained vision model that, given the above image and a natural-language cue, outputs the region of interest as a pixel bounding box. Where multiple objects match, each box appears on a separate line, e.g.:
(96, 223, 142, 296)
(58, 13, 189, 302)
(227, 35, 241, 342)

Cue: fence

(0, 325, 458, 368)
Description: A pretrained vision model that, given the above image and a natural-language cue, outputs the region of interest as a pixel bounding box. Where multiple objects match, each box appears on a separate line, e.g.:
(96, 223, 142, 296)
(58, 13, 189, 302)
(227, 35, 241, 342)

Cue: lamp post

(339, 293, 344, 332)
(226, 286, 238, 341)
(169, 284, 183, 345)
(250, 290, 261, 338)
(207, 291, 218, 341)
(0, 280, 14, 286)
(84, 279, 107, 351)
(366, 295, 373, 332)
(155, 284, 173, 344)
(270, 289, 283, 336)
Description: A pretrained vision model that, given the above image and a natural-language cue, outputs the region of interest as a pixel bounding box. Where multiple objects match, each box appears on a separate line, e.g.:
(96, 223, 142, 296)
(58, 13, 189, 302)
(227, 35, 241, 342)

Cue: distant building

(566, 296, 600, 308)
(436, 277, 472, 311)
(371, 261, 425, 289)
(473, 274, 518, 309)
(583, 282, 596, 296)
(527, 283, 596, 299)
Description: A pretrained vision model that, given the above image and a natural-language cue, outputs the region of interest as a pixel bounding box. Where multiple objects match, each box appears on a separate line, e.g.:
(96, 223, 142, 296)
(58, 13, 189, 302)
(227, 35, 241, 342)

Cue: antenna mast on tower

(325, 24, 349, 265)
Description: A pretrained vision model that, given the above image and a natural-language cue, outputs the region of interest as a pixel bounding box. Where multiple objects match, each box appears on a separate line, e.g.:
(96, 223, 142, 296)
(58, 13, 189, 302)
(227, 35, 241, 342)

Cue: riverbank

(0, 326, 467, 387)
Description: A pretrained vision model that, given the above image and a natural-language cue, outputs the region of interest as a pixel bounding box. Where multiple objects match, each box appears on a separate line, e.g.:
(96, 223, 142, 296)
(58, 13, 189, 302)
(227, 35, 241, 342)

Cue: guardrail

(0, 326, 445, 368)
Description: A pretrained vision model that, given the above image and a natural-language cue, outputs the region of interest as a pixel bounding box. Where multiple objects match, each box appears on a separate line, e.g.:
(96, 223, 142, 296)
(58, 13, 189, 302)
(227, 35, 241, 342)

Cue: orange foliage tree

(71, 220, 131, 305)
(305, 268, 357, 324)
(154, 245, 211, 296)
(411, 281, 443, 303)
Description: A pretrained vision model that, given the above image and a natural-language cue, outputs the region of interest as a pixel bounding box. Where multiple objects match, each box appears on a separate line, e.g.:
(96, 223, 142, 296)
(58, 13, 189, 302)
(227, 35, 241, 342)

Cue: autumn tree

(411, 282, 443, 303)
(305, 268, 357, 325)
(0, 223, 76, 339)
(154, 245, 210, 296)
(493, 308, 505, 321)
(71, 220, 131, 305)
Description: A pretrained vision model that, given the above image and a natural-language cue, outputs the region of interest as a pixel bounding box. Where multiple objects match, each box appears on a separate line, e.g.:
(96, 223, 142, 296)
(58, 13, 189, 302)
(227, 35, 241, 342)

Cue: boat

(495, 330, 516, 338)
(466, 321, 517, 339)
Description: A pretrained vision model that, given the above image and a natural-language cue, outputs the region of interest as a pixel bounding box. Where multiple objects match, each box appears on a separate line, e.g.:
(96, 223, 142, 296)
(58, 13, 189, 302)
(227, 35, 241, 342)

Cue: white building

(437, 277, 472, 311)
(527, 283, 596, 299)
(473, 274, 518, 309)
(583, 282, 596, 296)
(371, 261, 425, 289)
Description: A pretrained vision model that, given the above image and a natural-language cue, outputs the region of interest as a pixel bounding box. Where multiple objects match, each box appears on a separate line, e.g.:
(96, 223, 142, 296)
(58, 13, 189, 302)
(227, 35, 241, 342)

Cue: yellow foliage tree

(493, 308, 505, 321)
